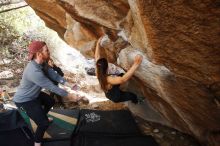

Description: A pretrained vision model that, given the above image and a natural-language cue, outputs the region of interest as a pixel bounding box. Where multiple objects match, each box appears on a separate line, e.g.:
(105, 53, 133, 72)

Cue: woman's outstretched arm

(107, 54, 142, 85)
(95, 37, 103, 62)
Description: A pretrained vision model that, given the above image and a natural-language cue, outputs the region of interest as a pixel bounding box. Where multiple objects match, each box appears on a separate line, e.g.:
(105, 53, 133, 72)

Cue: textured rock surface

(25, 0, 220, 145)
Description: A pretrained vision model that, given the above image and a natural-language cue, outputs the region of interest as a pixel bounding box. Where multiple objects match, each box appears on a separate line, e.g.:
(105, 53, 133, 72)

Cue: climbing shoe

(137, 97, 145, 104)
(131, 98, 138, 104)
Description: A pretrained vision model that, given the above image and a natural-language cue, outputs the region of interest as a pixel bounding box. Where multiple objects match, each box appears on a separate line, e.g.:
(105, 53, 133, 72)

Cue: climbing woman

(95, 36, 143, 104)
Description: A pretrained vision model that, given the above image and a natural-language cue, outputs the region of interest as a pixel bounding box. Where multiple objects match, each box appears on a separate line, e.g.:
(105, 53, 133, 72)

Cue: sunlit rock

(25, 0, 220, 145)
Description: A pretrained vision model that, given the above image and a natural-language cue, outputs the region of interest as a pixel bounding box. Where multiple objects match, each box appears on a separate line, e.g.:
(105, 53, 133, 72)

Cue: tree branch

(0, 0, 24, 6)
(0, 4, 28, 13)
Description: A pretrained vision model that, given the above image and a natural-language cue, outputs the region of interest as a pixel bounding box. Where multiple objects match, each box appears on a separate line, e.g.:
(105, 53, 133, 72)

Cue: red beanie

(28, 41, 46, 60)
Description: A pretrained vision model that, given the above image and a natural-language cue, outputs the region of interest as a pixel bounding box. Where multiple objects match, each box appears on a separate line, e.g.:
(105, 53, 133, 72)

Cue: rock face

(25, 0, 220, 145)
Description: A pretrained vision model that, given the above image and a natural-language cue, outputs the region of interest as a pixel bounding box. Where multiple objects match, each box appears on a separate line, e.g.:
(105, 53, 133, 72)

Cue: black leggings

(105, 73, 138, 103)
(15, 92, 55, 143)
(105, 84, 138, 103)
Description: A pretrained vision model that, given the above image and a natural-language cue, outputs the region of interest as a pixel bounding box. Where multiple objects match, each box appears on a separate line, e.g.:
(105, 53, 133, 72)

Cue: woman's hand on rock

(134, 54, 143, 65)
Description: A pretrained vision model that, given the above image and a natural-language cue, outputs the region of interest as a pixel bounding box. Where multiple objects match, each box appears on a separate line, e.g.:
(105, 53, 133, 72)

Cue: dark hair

(96, 58, 108, 91)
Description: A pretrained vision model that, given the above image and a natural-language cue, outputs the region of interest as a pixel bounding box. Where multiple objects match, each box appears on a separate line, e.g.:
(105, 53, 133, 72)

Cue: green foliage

(0, 4, 67, 70)
(0, 7, 43, 78)
(0, 6, 46, 62)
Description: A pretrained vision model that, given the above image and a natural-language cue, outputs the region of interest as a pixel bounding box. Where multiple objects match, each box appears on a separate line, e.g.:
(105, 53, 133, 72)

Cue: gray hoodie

(13, 60, 68, 103)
